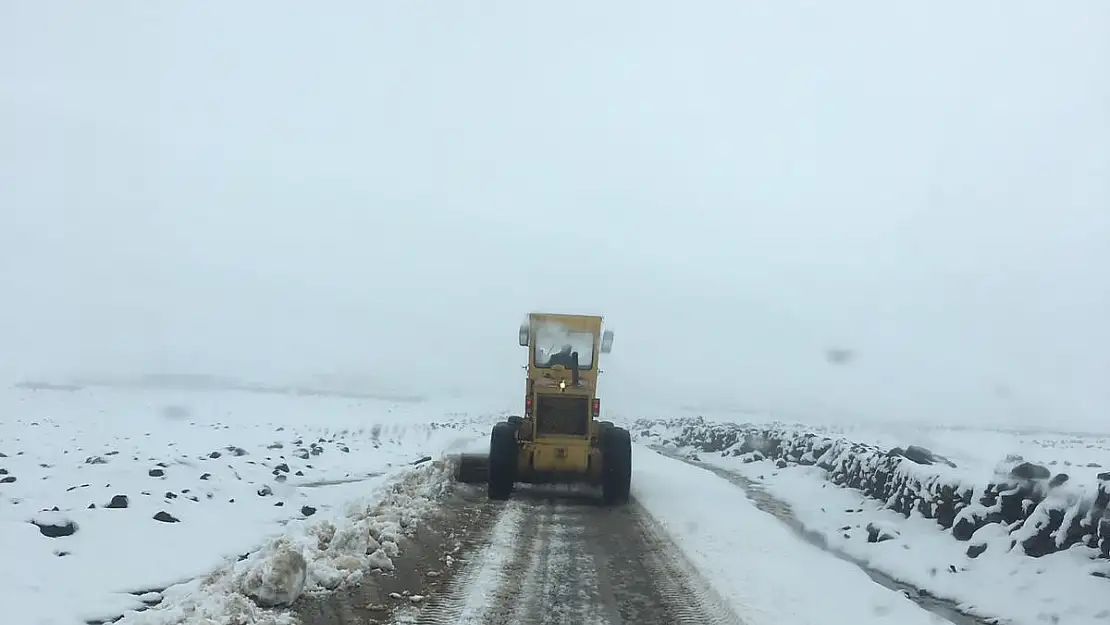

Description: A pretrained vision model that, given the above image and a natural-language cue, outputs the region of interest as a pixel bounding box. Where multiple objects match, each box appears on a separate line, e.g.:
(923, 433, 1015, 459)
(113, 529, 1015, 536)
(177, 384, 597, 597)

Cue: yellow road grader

(456, 312, 632, 505)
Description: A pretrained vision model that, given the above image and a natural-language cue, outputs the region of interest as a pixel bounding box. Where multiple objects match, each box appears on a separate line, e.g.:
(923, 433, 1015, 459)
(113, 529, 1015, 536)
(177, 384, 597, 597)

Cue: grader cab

(456, 312, 631, 505)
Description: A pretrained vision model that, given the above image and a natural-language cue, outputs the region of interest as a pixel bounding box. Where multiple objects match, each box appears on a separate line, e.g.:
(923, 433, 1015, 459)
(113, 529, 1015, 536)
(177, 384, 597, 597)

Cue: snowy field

(636, 417, 1110, 625)
(0, 386, 493, 625)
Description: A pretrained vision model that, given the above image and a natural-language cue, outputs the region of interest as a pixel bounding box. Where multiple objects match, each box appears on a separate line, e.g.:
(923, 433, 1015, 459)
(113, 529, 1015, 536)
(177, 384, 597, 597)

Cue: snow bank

(112, 459, 457, 625)
(636, 417, 1110, 562)
(0, 386, 491, 625)
(635, 418, 1110, 625)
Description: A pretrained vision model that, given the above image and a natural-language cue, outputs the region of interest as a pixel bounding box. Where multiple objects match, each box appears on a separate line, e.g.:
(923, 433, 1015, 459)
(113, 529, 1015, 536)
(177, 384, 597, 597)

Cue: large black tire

(595, 420, 613, 444)
(488, 421, 518, 500)
(507, 415, 524, 426)
(600, 426, 632, 505)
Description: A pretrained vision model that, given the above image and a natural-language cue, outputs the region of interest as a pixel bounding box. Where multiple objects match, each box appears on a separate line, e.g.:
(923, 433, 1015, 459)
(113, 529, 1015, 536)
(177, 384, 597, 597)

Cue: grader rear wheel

(601, 426, 632, 505)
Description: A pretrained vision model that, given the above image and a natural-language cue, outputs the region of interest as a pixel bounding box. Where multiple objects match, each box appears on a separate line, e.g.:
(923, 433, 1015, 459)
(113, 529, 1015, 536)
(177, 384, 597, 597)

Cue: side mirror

(600, 329, 614, 353)
(518, 322, 529, 347)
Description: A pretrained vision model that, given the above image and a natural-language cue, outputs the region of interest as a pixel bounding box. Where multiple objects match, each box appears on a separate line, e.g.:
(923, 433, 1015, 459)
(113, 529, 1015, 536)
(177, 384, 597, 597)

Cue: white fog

(1, 1, 1107, 430)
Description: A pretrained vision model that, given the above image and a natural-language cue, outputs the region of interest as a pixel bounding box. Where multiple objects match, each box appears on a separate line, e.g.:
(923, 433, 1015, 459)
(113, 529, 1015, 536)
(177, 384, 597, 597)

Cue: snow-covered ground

(792, 420, 1110, 491)
(724, 460, 1109, 625)
(636, 417, 1110, 625)
(632, 446, 957, 625)
(0, 386, 492, 625)
(12, 385, 1105, 625)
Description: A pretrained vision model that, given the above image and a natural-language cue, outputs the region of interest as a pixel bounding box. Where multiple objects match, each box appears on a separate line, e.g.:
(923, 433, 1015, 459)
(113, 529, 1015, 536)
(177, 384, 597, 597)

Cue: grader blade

(455, 452, 489, 483)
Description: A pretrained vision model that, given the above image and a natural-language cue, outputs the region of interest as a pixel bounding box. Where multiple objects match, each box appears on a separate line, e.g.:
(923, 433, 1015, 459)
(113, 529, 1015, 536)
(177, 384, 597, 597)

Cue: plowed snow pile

(0, 386, 491, 625)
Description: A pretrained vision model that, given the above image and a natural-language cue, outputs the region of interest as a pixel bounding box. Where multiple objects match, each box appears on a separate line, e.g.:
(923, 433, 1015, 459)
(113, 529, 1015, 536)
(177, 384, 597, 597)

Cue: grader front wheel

(488, 421, 518, 500)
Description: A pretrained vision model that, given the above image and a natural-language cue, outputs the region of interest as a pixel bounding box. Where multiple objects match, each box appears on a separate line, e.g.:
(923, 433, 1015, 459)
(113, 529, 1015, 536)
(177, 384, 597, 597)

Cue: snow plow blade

(455, 452, 489, 483)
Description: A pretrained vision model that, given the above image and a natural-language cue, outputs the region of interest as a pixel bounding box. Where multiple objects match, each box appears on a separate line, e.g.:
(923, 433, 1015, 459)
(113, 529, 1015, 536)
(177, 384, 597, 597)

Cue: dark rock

(1010, 462, 1050, 480)
(106, 495, 129, 509)
(153, 511, 180, 523)
(266, 442, 284, 449)
(294, 470, 304, 477)
(1, 476, 16, 484)
(293, 449, 310, 460)
(1049, 473, 1069, 488)
(148, 468, 165, 478)
(1021, 504, 1070, 557)
(274, 463, 290, 474)
(274, 501, 284, 507)
(257, 485, 273, 497)
(32, 514, 78, 538)
(967, 543, 989, 558)
(209, 451, 222, 459)
(226, 446, 248, 457)
(199, 473, 211, 480)
(301, 505, 317, 516)
(0, 468, 6, 474)
(85, 456, 108, 465)
(902, 445, 935, 465)
(775, 458, 788, 469)
(338, 445, 350, 453)
(165, 491, 177, 499)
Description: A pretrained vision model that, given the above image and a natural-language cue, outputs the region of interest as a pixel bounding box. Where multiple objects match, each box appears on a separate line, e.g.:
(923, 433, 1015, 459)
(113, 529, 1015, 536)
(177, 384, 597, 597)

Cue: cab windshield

(533, 321, 595, 370)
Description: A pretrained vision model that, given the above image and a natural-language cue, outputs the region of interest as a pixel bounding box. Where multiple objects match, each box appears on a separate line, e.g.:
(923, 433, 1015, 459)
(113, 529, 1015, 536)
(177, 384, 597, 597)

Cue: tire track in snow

(582, 499, 745, 625)
(412, 499, 537, 625)
(506, 499, 607, 625)
(406, 486, 744, 625)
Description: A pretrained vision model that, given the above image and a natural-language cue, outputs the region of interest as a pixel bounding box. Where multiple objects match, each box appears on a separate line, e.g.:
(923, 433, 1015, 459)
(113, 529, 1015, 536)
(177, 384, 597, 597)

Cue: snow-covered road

(301, 447, 948, 625)
(376, 484, 743, 625)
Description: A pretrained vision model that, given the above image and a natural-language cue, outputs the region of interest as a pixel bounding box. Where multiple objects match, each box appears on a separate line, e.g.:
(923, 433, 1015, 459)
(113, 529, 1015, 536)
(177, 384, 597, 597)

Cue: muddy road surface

(296, 484, 743, 625)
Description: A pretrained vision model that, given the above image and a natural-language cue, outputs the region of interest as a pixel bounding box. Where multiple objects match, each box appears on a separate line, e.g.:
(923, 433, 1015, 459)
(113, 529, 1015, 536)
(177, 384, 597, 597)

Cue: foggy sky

(1, 2, 1107, 429)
